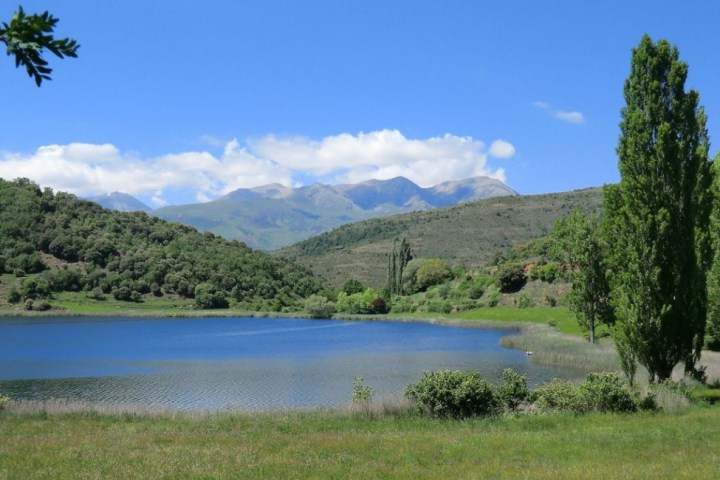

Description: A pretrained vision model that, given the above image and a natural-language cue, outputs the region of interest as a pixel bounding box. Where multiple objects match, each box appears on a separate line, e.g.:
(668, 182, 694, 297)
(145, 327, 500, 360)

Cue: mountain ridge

(151, 175, 517, 250)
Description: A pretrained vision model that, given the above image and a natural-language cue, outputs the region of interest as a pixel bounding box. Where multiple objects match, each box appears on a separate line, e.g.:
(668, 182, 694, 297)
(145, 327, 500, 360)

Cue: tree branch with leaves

(1, 6, 79, 86)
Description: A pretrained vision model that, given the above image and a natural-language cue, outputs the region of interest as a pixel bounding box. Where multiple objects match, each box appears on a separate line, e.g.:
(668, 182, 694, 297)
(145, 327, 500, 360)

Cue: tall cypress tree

(604, 35, 712, 382)
(387, 238, 412, 297)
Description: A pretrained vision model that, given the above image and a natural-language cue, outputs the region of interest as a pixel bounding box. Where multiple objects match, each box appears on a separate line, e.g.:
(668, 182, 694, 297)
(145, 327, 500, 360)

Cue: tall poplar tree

(387, 238, 412, 297)
(604, 35, 712, 382)
(706, 153, 720, 351)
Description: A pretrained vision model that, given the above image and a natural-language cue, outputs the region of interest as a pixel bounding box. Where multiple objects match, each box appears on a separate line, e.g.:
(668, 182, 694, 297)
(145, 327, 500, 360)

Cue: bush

(517, 295, 531, 309)
(415, 259, 453, 291)
(405, 370, 498, 418)
(33, 300, 52, 311)
(351, 376, 374, 405)
(87, 287, 105, 300)
(496, 369, 530, 412)
(0, 389, 9, 410)
(305, 294, 336, 319)
(496, 263, 527, 293)
(536, 262, 560, 283)
(468, 284, 484, 300)
(194, 283, 228, 309)
(579, 372, 640, 413)
(112, 286, 133, 301)
(534, 378, 583, 413)
(371, 297, 388, 314)
(6, 285, 21, 304)
(23, 299, 34, 311)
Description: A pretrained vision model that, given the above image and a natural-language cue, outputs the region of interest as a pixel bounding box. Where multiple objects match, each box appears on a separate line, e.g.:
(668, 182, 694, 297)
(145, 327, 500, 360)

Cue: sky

(1, 1, 719, 207)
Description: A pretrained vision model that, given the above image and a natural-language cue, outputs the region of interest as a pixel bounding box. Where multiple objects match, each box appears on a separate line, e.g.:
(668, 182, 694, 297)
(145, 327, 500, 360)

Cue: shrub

(468, 284, 484, 300)
(23, 299, 34, 311)
(534, 378, 583, 413)
(496, 369, 530, 412)
(87, 287, 105, 300)
(33, 300, 52, 311)
(579, 372, 640, 413)
(194, 283, 228, 309)
(7, 285, 21, 304)
(352, 376, 374, 404)
(112, 286, 132, 301)
(536, 262, 560, 283)
(305, 294, 336, 319)
(371, 297, 388, 314)
(517, 295, 531, 309)
(496, 263, 527, 293)
(415, 259, 453, 292)
(405, 370, 498, 418)
(0, 389, 9, 410)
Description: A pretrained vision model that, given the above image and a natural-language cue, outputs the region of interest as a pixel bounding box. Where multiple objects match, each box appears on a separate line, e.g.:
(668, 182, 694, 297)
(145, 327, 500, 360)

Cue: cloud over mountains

(0, 130, 513, 207)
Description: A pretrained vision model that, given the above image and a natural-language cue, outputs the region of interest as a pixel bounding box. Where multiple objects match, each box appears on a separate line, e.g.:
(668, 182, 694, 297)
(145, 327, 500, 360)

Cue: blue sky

(1, 1, 719, 206)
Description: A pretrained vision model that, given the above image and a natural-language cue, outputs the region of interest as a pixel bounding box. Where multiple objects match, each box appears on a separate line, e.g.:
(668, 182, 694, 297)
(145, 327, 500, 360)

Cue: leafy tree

(604, 35, 712, 382)
(1, 6, 79, 86)
(553, 209, 614, 344)
(706, 153, 720, 351)
(341, 278, 364, 296)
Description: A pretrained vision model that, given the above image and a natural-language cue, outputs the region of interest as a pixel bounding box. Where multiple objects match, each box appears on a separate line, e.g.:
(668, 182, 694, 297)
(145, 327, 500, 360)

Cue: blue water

(0, 316, 582, 410)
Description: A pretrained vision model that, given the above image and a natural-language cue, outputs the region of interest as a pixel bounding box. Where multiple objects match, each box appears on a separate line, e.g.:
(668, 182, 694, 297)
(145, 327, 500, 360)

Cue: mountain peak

(87, 192, 152, 212)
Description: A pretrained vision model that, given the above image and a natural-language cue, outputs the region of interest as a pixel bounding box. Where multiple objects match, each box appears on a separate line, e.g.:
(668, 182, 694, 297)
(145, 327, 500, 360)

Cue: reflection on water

(0, 316, 584, 410)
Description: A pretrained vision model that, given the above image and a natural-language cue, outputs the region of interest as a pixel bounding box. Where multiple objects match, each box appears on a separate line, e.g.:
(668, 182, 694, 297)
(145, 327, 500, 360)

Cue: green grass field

(1, 407, 718, 479)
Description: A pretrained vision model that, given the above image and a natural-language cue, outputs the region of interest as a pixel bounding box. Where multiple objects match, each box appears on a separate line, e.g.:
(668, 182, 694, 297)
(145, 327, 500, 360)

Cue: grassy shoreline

(1, 406, 719, 478)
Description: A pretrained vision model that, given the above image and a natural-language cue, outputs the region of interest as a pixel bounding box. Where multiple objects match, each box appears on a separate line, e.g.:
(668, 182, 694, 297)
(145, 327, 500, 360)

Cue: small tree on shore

(553, 209, 614, 344)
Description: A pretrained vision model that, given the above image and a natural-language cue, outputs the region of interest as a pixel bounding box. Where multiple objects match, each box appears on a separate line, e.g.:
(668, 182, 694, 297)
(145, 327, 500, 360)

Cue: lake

(0, 316, 583, 411)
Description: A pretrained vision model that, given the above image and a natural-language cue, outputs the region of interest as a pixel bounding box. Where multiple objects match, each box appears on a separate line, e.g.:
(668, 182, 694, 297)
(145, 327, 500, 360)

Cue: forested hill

(0, 178, 325, 310)
(278, 187, 604, 288)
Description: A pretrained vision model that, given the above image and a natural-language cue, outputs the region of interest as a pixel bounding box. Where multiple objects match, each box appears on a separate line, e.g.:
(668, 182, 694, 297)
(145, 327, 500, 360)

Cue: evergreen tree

(604, 35, 712, 382)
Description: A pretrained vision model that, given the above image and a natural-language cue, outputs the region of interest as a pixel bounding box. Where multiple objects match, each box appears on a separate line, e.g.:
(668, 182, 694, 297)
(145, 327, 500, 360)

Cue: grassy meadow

(1, 406, 719, 479)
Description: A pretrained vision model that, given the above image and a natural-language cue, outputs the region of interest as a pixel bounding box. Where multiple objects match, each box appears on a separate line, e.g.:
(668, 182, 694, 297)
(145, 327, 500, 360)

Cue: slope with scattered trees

(0, 178, 325, 311)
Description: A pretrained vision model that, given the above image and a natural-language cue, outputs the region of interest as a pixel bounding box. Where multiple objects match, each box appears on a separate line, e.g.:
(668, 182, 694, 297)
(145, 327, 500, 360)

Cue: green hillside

(0, 178, 324, 311)
(278, 187, 603, 288)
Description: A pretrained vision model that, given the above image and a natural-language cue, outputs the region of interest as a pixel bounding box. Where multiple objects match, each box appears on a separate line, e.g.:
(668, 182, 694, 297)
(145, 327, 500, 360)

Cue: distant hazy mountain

(88, 192, 152, 212)
(154, 176, 517, 251)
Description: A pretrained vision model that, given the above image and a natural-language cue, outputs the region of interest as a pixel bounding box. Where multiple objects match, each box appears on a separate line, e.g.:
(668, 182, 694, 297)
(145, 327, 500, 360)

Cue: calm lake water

(0, 316, 582, 410)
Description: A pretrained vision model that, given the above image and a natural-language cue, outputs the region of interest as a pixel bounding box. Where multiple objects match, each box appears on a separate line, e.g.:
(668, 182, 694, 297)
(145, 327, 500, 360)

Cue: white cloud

(489, 139, 516, 159)
(553, 110, 585, 124)
(533, 101, 585, 124)
(0, 130, 512, 203)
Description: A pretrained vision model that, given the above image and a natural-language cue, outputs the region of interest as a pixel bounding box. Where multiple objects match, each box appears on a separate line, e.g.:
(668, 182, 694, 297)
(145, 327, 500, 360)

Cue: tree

(553, 209, 614, 344)
(1, 6, 79, 86)
(341, 278, 364, 296)
(706, 153, 720, 351)
(387, 238, 412, 297)
(604, 35, 712, 382)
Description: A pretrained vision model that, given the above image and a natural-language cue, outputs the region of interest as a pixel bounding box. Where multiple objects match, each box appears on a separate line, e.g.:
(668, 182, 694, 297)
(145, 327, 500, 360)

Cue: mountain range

(90, 176, 517, 250)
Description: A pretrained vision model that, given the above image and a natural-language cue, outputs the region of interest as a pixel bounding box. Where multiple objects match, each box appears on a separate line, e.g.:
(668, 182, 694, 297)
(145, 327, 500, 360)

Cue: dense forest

(0, 178, 325, 310)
